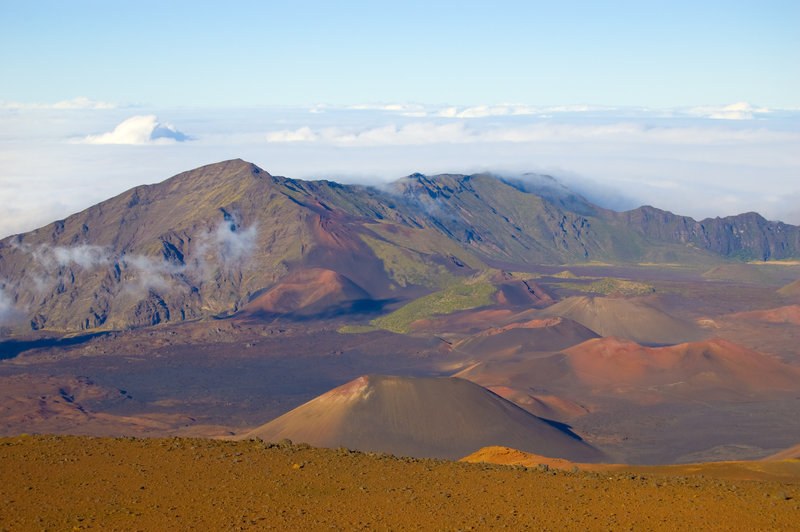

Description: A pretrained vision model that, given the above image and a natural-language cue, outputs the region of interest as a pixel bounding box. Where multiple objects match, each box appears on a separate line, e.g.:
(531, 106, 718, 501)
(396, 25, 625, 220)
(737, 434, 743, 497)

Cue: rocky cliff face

(616, 206, 800, 260)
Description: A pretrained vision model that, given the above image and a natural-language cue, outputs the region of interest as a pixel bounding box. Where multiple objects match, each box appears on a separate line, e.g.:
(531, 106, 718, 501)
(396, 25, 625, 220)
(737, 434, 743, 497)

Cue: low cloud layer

(83, 115, 190, 145)
(1, 102, 798, 241)
(266, 120, 799, 148)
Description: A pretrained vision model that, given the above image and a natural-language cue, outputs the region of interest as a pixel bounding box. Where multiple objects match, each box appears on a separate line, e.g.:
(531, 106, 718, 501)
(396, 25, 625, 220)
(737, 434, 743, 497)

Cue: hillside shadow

(236, 298, 402, 323)
(0, 332, 109, 360)
(539, 417, 585, 441)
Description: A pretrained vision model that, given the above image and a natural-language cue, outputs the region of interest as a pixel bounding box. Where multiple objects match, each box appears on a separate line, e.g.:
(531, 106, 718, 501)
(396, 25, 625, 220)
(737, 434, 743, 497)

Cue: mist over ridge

(1, 158, 798, 334)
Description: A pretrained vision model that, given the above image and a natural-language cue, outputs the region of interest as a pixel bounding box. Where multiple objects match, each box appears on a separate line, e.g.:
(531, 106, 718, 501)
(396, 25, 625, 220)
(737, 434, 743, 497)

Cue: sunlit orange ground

(1, 435, 798, 530)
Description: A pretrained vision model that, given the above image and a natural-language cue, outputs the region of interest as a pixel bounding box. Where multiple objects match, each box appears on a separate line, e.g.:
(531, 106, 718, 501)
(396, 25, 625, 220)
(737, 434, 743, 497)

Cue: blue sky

(2, 1, 798, 108)
(0, 1, 799, 238)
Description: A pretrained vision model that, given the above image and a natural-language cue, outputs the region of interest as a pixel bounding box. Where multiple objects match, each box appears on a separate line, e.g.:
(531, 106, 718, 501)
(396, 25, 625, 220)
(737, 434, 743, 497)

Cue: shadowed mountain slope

(241, 375, 605, 461)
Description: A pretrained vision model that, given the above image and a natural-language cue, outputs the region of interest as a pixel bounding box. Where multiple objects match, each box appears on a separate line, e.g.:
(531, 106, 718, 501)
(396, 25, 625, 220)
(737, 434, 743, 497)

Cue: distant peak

(164, 159, 272, 189)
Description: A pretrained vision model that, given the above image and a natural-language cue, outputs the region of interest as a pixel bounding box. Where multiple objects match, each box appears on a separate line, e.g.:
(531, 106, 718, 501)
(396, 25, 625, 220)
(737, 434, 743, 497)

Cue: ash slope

(2, 158, 799, 333)
(241, 375, 604, 462)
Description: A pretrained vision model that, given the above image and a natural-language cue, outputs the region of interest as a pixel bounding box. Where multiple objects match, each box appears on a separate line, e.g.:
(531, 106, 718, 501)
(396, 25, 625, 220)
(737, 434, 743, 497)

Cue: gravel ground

(1, 435, 798, 530)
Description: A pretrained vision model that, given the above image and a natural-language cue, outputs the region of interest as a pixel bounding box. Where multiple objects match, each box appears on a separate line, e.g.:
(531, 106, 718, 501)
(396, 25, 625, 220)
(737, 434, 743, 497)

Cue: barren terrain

(2, 162, 800, 529)
(1, 435, 798, 530)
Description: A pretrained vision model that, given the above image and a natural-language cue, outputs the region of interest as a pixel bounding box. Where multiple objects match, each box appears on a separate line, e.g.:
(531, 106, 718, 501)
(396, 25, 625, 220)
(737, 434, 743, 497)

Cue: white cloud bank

(308, 101, 779, 121)
(83, 115, 190, 145)
(265, 121, 799, 147)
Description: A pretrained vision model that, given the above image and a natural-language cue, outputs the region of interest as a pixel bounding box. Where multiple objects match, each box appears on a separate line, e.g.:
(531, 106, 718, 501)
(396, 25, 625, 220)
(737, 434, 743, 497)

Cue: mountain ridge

(2, 159, 798, 333)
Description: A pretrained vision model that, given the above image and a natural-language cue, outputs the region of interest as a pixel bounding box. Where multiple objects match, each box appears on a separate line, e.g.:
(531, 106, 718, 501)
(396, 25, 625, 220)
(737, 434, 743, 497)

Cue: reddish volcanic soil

(727, 304, 800, 325)
(561, 337, 800, 400)
(463, 446, 800, 483)
(456, 336, 800, 405)
(767, 444, 800, 461)
(242, 268, 369, 316)
(484, 386, 591, 420)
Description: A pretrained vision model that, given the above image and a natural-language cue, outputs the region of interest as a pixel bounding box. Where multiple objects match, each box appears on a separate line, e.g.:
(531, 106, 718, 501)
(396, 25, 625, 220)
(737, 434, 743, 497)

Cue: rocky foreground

(1, 435, 798, 530)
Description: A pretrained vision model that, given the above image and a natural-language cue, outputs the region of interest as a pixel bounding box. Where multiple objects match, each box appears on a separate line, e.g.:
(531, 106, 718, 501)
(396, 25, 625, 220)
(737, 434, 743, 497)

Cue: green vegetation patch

(365, 224, 485, 269)
(559, 277, 655, 296)
(371, 280, 497, 334)
(551, 270, 578, 279)
(337, 325, 380, 334)
(360, 234, 457, 288)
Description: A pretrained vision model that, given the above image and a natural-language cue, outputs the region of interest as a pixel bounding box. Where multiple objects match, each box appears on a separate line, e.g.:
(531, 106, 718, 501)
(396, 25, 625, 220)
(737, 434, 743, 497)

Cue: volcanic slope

(536, 295, 702, 345)
(560, 337, 800, 401)
(767, 443, 800, 461)
(778, 279, 800, 298)
(726, 304, 800, 325)
(453, 316, 600, 358)
(241, 375, 604, 462)
(239, 267, 373, 319)
(458, 337, 800, 405)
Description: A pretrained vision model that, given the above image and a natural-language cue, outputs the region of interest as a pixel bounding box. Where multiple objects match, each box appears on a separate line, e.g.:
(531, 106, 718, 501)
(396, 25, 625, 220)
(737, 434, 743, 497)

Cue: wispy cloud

(1, 97, 117, 110)
(347, 103, 428, 117)
(266, 126, 318, 142)
(119, 254, 187, 295)
(0, 282, 21, 326)
(193, 214, 259, 268)
(10, 242, 179, 297)
(437, 103, 537, 118)
(36, 243, 112, 269)
(82, 115, 190, 145)
(687, 102, 771, 120)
